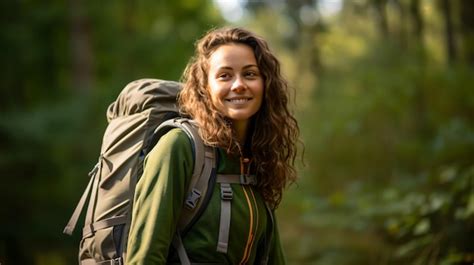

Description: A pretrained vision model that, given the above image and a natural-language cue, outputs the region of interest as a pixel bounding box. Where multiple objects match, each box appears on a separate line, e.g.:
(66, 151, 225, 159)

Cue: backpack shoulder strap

(153, 118, 216, 232)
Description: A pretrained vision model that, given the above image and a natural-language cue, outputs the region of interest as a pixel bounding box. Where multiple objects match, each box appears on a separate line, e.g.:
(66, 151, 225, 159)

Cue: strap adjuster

(220, 184, 233, 200)
(185, 189, 202, 209)
(240, 174, 257, 185)
(96, 257, 123, 265)
(112, 258, 123, 265)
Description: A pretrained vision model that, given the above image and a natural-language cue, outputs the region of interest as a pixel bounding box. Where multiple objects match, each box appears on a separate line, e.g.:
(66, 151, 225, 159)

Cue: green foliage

(279, 62, 474, 262)
(275, 6, 474, 264)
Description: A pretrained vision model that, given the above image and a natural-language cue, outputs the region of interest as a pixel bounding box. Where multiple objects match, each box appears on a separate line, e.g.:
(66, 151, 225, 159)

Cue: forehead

(208, 44, 257, 70)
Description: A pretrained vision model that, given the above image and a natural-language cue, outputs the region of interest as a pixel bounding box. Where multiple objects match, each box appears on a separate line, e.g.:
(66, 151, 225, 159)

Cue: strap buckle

(220, 184, 233, 200)
(88, 158, 101, 177)
(185, 189, 202, 209)
(112, 258, 123, 265)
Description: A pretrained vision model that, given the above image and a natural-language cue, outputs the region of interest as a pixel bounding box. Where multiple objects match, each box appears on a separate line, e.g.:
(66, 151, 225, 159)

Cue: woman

(127, 27, 299, 264)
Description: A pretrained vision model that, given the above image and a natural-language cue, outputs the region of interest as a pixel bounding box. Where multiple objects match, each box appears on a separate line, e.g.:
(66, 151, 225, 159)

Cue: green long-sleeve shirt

(127, 128, 286, 264)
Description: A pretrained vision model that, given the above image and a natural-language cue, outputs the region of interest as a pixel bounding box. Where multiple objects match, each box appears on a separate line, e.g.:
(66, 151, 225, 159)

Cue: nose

(231, 77, 247, 93)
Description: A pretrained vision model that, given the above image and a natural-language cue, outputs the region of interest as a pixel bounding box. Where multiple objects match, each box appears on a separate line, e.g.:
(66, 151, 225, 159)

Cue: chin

(228, 113, 254, 121)
(228, 117, 249, 122)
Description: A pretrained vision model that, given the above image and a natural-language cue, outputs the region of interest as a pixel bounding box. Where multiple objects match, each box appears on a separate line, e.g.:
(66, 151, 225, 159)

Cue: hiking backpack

(63, 78, 271, 265)
(63, 79, 217, 264)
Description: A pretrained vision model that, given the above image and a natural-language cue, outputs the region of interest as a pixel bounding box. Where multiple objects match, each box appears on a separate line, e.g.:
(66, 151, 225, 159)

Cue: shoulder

(154, 128, 192, 153)
(146, 128, 193, 163)
(160, 127, 191, 145)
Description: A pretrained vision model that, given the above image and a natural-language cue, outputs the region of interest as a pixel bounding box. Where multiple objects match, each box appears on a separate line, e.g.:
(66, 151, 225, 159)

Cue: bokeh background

(1, 0, 473, 264)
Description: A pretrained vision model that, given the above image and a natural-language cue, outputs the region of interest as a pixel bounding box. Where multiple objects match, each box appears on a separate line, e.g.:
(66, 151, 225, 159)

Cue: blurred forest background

(1, 0, 473, 264)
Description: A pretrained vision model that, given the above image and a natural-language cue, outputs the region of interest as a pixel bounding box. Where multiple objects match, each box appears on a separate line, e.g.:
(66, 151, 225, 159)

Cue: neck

(232, 120, 249, 146)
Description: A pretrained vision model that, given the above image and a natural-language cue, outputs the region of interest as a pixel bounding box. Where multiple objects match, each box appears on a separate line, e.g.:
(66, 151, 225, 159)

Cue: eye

(217, 72, 231, 80)
(244, 71, 259, 79)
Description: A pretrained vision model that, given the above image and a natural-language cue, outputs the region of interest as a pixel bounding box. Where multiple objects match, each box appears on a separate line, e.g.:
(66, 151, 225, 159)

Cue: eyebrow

(217, 64, 259, 70)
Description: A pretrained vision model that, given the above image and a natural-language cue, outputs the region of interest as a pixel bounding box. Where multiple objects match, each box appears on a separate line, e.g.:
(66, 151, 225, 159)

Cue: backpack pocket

(79, 224, 125, 262)
(78, 233, 95, 262)
(95, 224, 125, 259)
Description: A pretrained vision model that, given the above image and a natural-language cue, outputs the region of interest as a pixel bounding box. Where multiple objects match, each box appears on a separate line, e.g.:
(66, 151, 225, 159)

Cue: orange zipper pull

(240, 157, 250, 177)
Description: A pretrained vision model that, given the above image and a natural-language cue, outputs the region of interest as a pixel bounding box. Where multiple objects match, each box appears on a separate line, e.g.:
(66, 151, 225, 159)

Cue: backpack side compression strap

(63, 159, 101, 235)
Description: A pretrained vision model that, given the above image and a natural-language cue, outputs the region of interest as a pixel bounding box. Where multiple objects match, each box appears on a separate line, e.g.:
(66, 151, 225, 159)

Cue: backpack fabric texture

(64, 79, 276, 265)
(63, 79, 216, 264)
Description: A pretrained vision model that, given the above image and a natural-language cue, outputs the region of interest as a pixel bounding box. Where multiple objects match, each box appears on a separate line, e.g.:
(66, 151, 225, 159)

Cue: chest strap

(215, 174, 257, 254)
(216, 174, 257, 185)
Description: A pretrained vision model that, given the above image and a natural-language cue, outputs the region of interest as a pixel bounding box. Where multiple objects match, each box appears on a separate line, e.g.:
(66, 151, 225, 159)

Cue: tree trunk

(286, 0, 322, 73)
(69, 0, 93, 93)
(409, 0, 424, 40)
(373, 0, 389, 38)
(459, 0, 474, 66)
(393, 0, 408, 48)
(439, 0, 457, 64)
(408, 0, 426, 60)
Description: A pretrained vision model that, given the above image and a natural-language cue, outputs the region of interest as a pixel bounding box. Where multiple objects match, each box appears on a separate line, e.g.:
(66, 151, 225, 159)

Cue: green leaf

(413, 218, 430, 235)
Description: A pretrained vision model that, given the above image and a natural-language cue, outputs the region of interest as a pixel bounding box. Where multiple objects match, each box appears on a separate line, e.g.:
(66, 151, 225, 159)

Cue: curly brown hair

(178, 27, 299, 208)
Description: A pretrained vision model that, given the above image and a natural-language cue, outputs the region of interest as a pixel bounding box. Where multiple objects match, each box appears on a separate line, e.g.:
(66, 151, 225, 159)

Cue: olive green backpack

(63, 78, 271, 265)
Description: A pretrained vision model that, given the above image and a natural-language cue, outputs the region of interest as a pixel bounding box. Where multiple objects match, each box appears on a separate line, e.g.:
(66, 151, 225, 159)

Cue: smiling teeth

(228, 98, 250, 103)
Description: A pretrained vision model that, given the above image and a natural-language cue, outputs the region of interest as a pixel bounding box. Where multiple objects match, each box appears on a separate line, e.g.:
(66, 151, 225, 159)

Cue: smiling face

(207, 43, 264, 130)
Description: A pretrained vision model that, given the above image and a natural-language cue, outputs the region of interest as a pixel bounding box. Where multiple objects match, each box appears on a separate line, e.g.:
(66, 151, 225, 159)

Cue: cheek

(207, 82, 223, 105)
(256, 83, 265, 104)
